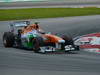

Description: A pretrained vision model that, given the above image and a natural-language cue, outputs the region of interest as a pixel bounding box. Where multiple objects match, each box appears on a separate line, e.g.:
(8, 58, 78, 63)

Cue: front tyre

(61, 35, 75, 52)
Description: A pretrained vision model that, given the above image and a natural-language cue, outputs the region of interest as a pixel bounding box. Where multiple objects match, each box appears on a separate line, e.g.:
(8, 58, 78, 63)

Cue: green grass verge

(0, 8, 100, 21)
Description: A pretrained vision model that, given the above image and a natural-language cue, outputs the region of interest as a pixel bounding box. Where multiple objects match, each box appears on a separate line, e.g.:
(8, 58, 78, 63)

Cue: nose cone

(58, 40, 65, 43)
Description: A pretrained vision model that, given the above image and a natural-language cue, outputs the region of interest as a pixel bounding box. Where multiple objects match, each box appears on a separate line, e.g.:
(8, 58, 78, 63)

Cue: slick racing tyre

(62, 35, 80, 51)
(3, 32, 15, 47)
(62, 35, 74, 45)
(61, 35, 74, 51)
(33, 37, 44, 53)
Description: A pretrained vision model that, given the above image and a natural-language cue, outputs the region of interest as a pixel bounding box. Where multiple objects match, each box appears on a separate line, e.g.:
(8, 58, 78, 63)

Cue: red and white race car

(74, 33, 100, 53)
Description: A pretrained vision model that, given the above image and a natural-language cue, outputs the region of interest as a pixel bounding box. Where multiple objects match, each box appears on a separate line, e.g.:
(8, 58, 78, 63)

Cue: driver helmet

(34, 22, 39, 30)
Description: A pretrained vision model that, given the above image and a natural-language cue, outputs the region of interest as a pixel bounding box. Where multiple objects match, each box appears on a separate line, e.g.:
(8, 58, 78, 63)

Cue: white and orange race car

(3, 21, 79, 53)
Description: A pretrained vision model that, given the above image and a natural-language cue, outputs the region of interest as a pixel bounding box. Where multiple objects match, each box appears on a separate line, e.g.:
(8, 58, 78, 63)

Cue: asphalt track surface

(0, 15, 100, 75)
(0, 1, 100, 9)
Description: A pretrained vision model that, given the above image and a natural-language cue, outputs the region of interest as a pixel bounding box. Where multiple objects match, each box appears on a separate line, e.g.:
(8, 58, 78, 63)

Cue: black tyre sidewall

(3, 32, 15, 47)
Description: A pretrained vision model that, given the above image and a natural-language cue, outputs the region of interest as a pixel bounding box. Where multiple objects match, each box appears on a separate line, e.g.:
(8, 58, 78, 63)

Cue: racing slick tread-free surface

(3, 32, 15, 47)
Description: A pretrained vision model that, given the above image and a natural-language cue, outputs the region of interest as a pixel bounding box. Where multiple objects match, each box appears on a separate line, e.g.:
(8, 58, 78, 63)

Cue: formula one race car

(3, 21, 79, 53)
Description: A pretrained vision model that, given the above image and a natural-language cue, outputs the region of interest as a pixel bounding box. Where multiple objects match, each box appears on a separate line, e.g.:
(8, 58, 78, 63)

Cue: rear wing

(9, 21, 30, 32)
(11, 21, 30, 27)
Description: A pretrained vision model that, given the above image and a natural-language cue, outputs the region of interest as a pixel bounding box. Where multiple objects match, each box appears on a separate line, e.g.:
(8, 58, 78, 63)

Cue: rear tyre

(3, 32, 15, 47)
